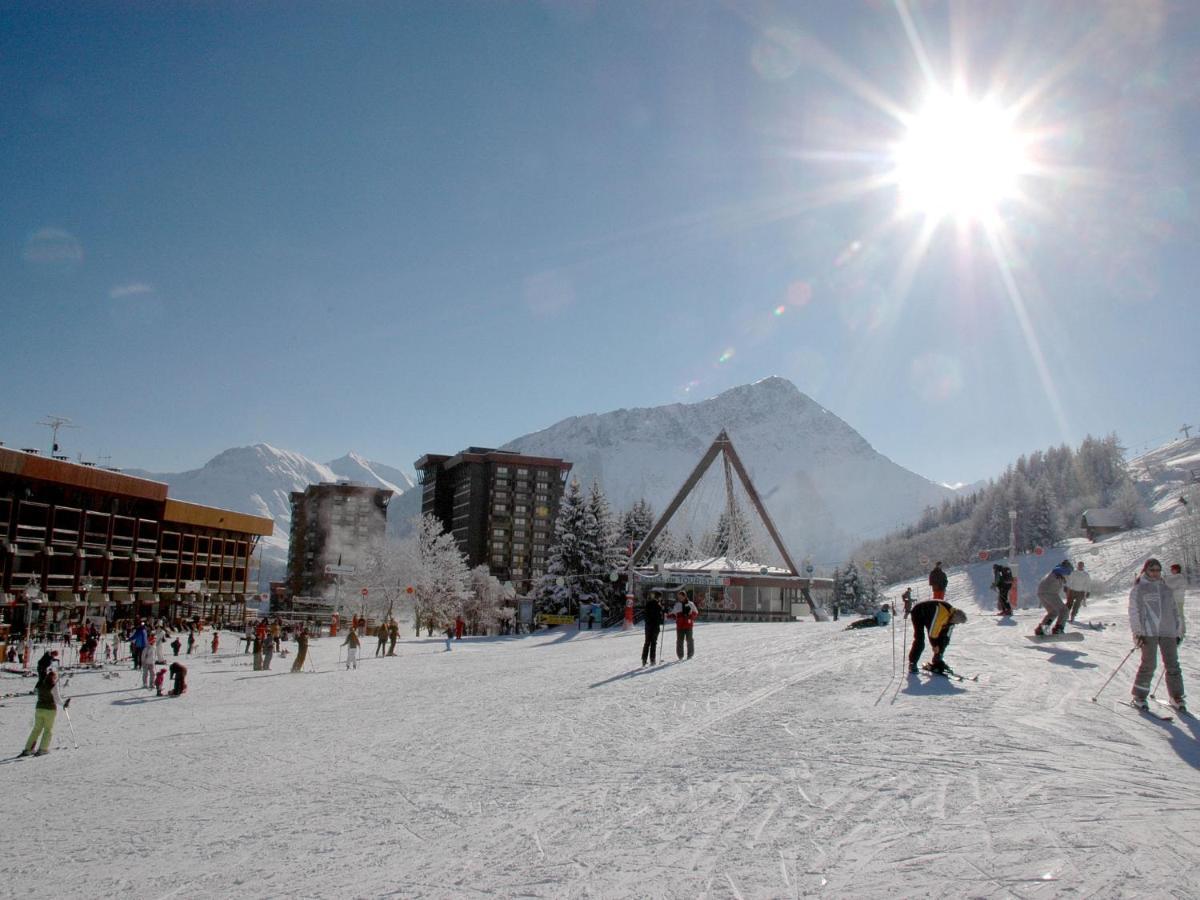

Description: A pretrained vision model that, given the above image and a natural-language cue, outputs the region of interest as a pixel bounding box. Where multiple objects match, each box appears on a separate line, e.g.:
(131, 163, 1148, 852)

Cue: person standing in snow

(186, 627, 195, 655)
(375, 622, 388, 657)
(641, 593, 664, 666)
(1129, 558, 1187, 713)
(210, 628, 219, 655)
(170, 635, 181, 657)
(1065, 561, 1093, 623)
(907, 599, 967, 674)
(667, 591, 699, 660)
(262, 631, 274, 670)
(846, 604, 891, 630)
(900, 587, 914, 618)
(387, 618, 399, 656)
(141, 634, 158, 688)
(20, 669, 67, 757)
(928, 562, 948, 601)
(1034, 562, 1072, 635)
(1165, 564, 1187, 616)
(992, 565, 1014, 616)
(36, 649, 59, 684)
(291, 627, 309, 673)
(343, 627, 361, 669)
(131, 622, 148, 669)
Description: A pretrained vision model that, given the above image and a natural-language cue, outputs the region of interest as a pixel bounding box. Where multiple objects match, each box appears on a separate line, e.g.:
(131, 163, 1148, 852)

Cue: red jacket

(668, 602, 698, 630)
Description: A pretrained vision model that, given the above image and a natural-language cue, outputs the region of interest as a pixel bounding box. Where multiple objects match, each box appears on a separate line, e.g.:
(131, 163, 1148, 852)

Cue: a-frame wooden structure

(630, 430, 800, 574)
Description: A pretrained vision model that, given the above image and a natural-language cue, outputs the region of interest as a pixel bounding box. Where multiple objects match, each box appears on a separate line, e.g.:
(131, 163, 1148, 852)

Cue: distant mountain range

(128, 376, 961, 584)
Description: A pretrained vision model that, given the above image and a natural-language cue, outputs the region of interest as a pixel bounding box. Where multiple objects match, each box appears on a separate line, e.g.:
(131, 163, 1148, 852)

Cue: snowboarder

(291, 627, 309, 673)
(667, 591, 699, 660)
(169, 661, 188, 696)
(642, 593, 664, 666)
(1129, 558, 1187, 713)
(1065, 561, 1093, 622)
(343, 628, 361, 669)
(907, 599, 967, 674)
(20, 669, 67, 757)
(1034, 562, 1072, 635)
(846, 604, 891, 630)
(992, 565, 1014, 616)
(928, 562, 948, 601)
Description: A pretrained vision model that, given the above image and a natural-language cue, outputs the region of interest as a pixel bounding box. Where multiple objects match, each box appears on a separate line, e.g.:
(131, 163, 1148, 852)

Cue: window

(493, 503, 507, 514)
(514, 517, 526, 526)
(492, 541, 505, 551)
(515, 504, 527, 513)
(492, 528, 507, 537)
(496, 466, 509, 475)
(513, 543, 525, 552)
(517, 468, 528, 476)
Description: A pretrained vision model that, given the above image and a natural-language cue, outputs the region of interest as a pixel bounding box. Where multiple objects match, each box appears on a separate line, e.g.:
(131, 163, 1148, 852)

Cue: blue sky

(2, 1, 1197, 486)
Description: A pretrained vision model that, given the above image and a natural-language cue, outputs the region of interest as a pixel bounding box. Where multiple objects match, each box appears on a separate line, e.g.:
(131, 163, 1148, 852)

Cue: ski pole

(1151, 669, 1165, 699)
(62, 704, 79, 750)
(1091, 645, 1139, 703)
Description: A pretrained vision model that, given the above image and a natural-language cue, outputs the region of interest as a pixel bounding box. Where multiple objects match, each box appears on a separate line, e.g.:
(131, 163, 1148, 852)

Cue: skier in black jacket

(908, 600, 967, 674)
(993, 565, 1014, 616)
(642, 594, 665, 666)
(928, 562, 948, 600)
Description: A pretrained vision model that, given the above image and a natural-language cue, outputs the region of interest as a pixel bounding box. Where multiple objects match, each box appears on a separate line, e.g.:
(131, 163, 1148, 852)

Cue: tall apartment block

(413, 448, 572, 595)
(286, 483, 393, 599)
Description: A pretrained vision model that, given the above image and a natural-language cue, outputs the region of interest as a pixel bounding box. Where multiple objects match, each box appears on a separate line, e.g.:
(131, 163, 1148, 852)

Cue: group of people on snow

(640, 590, 699, 666)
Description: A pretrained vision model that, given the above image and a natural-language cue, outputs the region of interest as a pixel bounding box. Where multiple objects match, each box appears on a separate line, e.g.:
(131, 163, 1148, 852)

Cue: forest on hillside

(846, 434, 1142, 596)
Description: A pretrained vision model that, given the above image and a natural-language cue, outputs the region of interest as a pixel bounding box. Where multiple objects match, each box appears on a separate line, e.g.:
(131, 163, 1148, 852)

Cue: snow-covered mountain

(129, 444, 414, 586)
(500, 376, 956, 563)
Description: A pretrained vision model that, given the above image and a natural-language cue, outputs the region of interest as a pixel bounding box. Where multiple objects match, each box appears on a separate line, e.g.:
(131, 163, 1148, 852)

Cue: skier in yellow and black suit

(907, 600, 967, 674)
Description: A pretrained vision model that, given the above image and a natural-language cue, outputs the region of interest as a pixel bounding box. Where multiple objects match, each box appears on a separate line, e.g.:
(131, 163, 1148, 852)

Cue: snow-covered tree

(620, 498, 656, 557)
(703, 498, 760, 562)
(463, 565, 516, 635)
(355, 539, 414, 622)
(1112, 480, 1146, 529)
(535, 479, 599, 614)
(587, 481, 626, 614)
(407, 514, 470, 636)
(1028, 477, 1059, 549)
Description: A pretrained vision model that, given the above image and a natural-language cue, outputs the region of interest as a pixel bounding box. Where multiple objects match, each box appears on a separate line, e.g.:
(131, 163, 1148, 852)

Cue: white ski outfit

(1129, 575, 1185, 707)
(1065, 567, 1094, 621)
(1164, 570, 1187, 639)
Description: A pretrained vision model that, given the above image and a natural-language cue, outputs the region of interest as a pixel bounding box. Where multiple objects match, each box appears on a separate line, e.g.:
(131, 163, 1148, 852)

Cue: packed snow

(3, 527, 1197, 898)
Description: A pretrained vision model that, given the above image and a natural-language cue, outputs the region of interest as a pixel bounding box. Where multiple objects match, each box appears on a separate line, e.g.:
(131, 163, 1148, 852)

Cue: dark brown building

(414, 448, 571, 594)
(0, 446, 274, 630)
(286, 482, 392, 600)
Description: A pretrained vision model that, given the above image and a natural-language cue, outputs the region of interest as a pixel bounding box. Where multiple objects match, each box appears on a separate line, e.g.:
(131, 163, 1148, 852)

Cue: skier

(992, 565, 1014, 616)
(168, 661, 188, 696)
(210, 629, 219, 655)
(131, 622, 148, 669)
(1065, 561, 1093, 623)
(1034, 562, 1072, 635)
(290, 627, 309, 673)
(170, 635, 182, 657)
(376, 622, 388, 657)
(343, 627, 361, 669)
(1165, 563, 1187, 610)
(271, 619, 282, 652)
(900, 587, 914, 618)
(252, 632, 263, 671)
(262, 631, 274, 670)
(20, 668, 67, 757)
(154, 664, 167, 696)
(641, 592, 664, 666)
(928, 562, 948, 601)
(186, 628, 196, 655)
(387, 619, 399, 656)
(1129, 558, 1187, 713)
(846, 604, 891, 630)
(667, 591, 699, 660)
(907, 599, 967, 674)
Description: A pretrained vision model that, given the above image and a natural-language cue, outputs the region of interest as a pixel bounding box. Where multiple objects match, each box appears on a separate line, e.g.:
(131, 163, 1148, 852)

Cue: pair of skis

(916, 663, 978, 682)
(1123, 697, 1188, 722)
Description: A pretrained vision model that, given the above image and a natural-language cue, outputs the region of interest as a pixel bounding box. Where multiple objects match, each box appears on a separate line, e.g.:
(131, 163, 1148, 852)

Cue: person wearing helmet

(1034, 561, 1073, 635)
(907, 599, 967, 674)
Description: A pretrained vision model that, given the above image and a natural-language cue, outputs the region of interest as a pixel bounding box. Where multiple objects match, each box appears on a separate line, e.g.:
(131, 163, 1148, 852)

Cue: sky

(2, 0, 1198, 487)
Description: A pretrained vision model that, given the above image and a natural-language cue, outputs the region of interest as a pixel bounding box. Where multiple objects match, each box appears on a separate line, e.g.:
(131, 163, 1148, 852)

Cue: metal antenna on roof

(36, 415, 77, 456)
(1182, 424, 1193, 441)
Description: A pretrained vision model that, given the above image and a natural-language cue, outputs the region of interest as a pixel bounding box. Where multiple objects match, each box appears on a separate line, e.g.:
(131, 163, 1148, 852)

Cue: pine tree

(586, 481, 625, 614)
(535, 479, 598, 614)
(620, 499, 656, 556)
(1028, 477, 1059, 548)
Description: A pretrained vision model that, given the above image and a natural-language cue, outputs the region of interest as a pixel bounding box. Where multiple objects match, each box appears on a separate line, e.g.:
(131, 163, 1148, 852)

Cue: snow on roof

(1081, 508, 1123, 527)
(659, 556, 791, 575)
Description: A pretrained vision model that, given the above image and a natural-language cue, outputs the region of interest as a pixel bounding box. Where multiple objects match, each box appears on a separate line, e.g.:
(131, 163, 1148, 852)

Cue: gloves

(1136, 636, 1146, 648)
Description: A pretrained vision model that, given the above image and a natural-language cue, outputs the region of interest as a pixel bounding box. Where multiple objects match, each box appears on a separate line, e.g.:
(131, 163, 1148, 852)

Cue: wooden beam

(630, 434, 726, 566)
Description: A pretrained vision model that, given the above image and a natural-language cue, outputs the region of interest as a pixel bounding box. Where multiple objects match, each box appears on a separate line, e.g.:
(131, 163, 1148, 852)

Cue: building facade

(0, 446, 274, 629)
(414, 448, 572, 594)
(285, 482, 393, 601)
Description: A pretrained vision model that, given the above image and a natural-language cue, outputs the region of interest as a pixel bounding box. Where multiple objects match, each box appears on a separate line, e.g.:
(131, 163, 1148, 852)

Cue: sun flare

(892, 91, 1030, 223)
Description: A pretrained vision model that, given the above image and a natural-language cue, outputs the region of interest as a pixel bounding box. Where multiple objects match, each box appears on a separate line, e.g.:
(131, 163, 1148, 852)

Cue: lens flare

(773, 305, 786, 316)
(717, 348, 735, 364)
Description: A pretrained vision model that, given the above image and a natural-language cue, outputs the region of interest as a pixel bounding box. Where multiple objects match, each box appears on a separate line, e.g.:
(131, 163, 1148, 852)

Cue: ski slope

(2, 566, 1197, 899)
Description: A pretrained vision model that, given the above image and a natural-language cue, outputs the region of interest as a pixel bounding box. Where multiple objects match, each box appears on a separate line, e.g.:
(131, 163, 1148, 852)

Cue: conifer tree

(535, 479, 598, 614)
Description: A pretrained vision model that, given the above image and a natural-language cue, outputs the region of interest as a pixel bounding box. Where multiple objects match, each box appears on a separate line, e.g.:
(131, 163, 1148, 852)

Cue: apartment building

(286, 482, 393, 599)
(413, 448, 571, 594)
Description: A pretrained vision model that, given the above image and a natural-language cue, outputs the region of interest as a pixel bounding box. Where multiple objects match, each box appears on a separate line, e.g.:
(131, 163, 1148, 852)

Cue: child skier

(154, 664, 167, 696)
(343, 627, 361, 669)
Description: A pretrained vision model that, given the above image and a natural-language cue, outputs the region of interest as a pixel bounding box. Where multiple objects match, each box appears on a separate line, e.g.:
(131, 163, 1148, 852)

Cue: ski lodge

(0, 446, 274, 635)
(634, 556, 832, 622)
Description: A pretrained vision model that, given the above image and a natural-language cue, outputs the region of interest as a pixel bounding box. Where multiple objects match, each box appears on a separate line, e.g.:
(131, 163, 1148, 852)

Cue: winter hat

(1052, 563, 1072, 578)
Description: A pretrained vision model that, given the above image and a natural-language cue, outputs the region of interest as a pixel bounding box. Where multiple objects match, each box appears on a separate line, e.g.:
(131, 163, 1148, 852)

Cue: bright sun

(892, 91, 1030, 223)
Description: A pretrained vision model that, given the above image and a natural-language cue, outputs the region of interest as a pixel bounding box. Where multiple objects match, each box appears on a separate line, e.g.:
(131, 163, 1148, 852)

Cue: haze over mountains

(129, 377, 959, 585)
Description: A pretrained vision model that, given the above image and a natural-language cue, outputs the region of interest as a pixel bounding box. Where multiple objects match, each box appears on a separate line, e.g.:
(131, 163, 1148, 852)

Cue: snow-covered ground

(3, 558, 1198, 898)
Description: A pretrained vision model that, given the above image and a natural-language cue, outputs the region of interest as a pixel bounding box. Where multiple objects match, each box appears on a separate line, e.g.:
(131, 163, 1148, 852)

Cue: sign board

(539, 614, 576, 625)
(182, 581, 204, 593)
(325, 564, 355, 576)
(361, 588, 369, 597)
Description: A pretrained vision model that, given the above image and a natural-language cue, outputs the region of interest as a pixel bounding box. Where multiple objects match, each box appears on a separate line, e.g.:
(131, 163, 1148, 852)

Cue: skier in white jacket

(1165, 564, 1187, 639)
(1129, 558, 1187, 714)
(1065, 562, 1093, 623)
